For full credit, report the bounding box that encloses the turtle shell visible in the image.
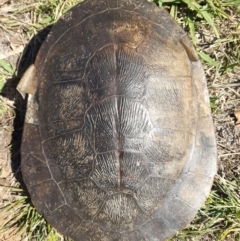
[20,0,217,240]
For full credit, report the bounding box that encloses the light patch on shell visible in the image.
[25,94,39,124]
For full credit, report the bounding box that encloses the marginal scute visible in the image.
[139,218,175,241]
[28,180,65,216]
[188,141,217,177]
[121,230,146,241]
[133,0,160,22]
[180,35,199,61]
[115,0,144,10]
[72,221,105,241]
[161,16,186,41]
[46,205,83,237]
[74,221,141,241]
[81,0,108,14]
[175,173,213,209]
[153,197,197,231]
[21,154,51,187]
[21,123,42,154]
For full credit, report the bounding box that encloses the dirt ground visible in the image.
[0,0,239,241]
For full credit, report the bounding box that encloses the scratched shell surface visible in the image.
[21,0,217,240]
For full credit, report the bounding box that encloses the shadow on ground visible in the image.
[1,26,52,184]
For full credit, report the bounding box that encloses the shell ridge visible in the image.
[91,193,110,221]
[27,178,53,188]
[133,0,145,10]
[57,177,88,185]
[48,203,66,215]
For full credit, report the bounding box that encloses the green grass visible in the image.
[0,60,14,75]
[0,186,64,241]
[152,0,240,68]
[0,0,239,240]
[170,175,240,240]
[1,176,239,241]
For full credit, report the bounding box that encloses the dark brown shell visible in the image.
[20,0,217,240]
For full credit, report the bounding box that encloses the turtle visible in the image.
[18,0,217,240]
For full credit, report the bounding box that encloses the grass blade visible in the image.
[0,59,14,74]
[198,51,219,67]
